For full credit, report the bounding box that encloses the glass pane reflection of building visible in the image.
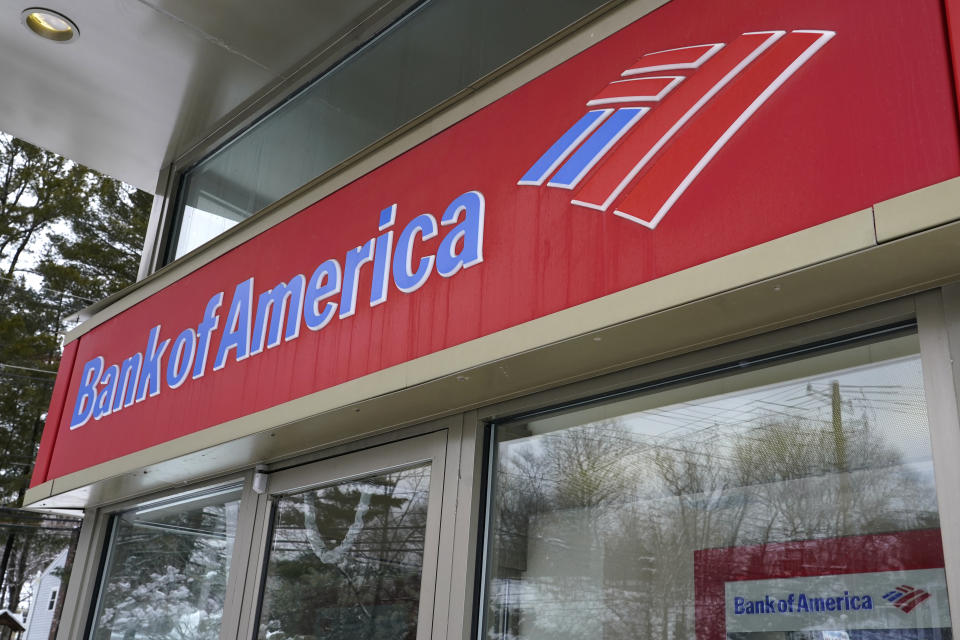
[484,332,952,640]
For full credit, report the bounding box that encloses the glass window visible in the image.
[254,463,432,639]
[167,0,612,262]
[88,484,243,640]
[482,331,953,640]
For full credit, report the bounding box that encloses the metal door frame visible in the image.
[235,429,452,640]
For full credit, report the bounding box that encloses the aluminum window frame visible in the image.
[55,472,259,640]
[916,286,960,628]
[236,430,450,640]
[468,291,960,640]
[139,0,634,278]
[55,416,472,640]
[229,415,474,640]
[143,0,425,275]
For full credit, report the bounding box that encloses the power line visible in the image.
[0,372,56,384]
[0,362,55,375]
[0,273,97,305]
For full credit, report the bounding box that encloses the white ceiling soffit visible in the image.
[0,0,395,191]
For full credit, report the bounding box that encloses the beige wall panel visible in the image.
[917,289,960,639]
[874,175,960,243]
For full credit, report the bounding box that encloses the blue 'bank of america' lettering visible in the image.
[69,190,486,429]
[733,591,874,615]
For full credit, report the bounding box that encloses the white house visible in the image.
[22,550,67,640]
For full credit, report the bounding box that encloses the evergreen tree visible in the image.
[37,176,149,310]
[0,137,88,282]
[0,132,150,626]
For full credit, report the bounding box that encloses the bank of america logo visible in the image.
[519,29,834,229]
[882,585,931,613]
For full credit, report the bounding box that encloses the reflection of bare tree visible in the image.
[728,416,932,543]
[302,491,372,565]
[542,423,636,509]
[258,465,430,640]
[487,384,939,640]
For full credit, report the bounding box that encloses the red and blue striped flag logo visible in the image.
[519,30,835,229]
[882,585,931,614]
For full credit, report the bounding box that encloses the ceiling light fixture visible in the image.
[21,8,78,43]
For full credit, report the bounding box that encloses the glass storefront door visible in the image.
[242,432,448,640]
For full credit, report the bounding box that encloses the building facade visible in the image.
[12,0,960,638]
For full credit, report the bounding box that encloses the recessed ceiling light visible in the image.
[21,8,78,43]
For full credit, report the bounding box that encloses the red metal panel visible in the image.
[946,0,960,131]
[29,340,78,487]
[34,0,960,482]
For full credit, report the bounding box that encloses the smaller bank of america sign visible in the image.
[723,569,950,635]
[882,586,931,614]
[519,29,834,229]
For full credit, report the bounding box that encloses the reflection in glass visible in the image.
[483,333,953,640]
[256,463,431,640]
[169,0,612,261]
[89,485,243,640]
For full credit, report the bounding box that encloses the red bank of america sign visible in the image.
[32,1,960,484]
[64,30,836,434]
[520,30,834,228]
